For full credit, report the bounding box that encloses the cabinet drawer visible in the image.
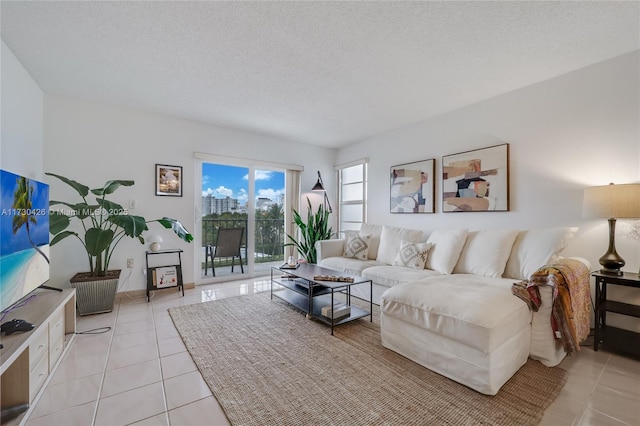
[29,326,49,370]
[29,353,48,402]
[50,333,65,366]
[49,308,65,345]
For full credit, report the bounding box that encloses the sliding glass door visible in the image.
[199,162,285,281]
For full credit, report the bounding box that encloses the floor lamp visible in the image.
[583,183,640,275]
[311,171,332,213]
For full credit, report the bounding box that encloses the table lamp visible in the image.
[148,234,163,252]
[583,183,640,275]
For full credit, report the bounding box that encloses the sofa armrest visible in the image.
[316,239,346,262]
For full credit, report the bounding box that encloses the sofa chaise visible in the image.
[316,224,587,395]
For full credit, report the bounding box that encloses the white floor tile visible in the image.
[101,358,162,397]
[25,401,96,426]
[158,336,186,357]
[164,370,212,410]
[168,396,230,426]
[107,341,159,370]
[160,351,197,379]
[50,353,107,385]
[29,373,102,419]
[94,382,166,426]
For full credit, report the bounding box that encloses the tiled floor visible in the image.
[21,279,640,426]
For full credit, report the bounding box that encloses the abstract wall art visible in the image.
[442,144,509,212]
[390,159,435,213]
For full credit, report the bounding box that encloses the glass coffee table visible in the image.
[270,263,373,335]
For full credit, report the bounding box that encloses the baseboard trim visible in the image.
[116,282,195,301]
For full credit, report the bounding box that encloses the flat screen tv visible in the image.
[0,169,50,313]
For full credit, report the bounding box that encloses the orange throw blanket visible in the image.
[513,258,591,355]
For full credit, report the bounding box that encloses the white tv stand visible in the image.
[0,288,76,424]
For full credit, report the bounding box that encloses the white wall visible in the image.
[44,95,336,290]
[1,41,44,177]
[337,51,640,331]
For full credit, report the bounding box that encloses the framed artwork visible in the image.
[442,143,509,212]
[390,159,435,213]
[155,164,183,197]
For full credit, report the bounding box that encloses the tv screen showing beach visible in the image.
[0,169,50,312]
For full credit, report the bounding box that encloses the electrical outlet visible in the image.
[127,258,134,268]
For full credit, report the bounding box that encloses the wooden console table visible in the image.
[0,288,76,422]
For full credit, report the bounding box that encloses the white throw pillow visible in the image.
[360,223,383,259]
[425,229,468,274]
[453,229,519,278]
[376,225,425,265]
[503,228,578,280]
[343,234,371,260]
[393,241,433,270]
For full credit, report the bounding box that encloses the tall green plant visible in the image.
[285,197,333,264]
[47,173,193,277]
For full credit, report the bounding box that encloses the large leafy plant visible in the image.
[286,197,333,264]
[47,173,193,277]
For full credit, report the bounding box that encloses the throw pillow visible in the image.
[343,234,371,260]
[452,229,519,278]
[376,225,425,265]
[360,223,383,259]
[425,229,468,274]
[393,241,433,270]
[503,227,578,280]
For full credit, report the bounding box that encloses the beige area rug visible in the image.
[169,294,567,426]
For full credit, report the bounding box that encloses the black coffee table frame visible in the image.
[270,263,373,335]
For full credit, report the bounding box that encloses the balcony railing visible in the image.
[201,218,285,272]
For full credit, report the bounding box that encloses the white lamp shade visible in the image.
[583,183,640,219]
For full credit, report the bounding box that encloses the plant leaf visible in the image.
[91,180,134,196]
[110,215,148,238]
[49,211,71,234]
[155,217,194,243]
[50,230,78,245]
[45,173,90,198]
[85,228,114,256]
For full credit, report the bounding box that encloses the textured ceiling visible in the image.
[2,1,638,148]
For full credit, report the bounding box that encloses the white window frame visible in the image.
[335,159,368,237]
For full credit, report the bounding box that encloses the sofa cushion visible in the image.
[503,227,578,280]
[360,223,383,259]
[381,276,531,353]
[453,229,518,278]
[376,225,425,265]
[343,234,370,260]
[319,257,385,276]
[425,229,468,274]
[362,266,441,288]
[393,241,433,270]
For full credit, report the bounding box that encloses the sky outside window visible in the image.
[202,163,285,207]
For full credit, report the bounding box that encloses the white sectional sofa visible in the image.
[316,224,584,395]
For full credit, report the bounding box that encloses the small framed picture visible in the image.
[155,164,182,197]
[390,159,435,213]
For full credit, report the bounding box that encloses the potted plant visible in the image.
[285,197,333,264]
[47,173,193,315]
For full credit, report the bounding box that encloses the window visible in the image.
[336,160,367,236]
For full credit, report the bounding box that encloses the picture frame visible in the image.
[155,164,183,197]
[442,143,509,212]
[390,159,435,213]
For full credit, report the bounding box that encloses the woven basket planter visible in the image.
[70,270,120,316]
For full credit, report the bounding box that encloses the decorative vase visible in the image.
[70,270,120,316]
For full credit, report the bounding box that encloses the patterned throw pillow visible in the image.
[343,234,371,260]
[393,241,433,270]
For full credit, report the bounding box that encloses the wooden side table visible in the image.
[592,271,640,358]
